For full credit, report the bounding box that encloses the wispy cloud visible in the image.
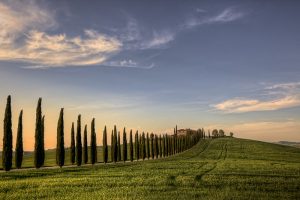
[185,7,245,28]
[141,31,175,49]
[104,59,154,69]
[214,96,300,113]
[0,1,122,68]
[213,82,300,113]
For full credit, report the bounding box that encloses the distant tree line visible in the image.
[2,96,229,171]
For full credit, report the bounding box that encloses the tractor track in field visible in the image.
[195,141,228,181]
[179,140,211,161]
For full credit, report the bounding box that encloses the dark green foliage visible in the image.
[76,115,82,166]
[142,132,146,160]
[111,130,113,162]
[159,135,162,158]
[212,129,218,138]
[70,123,75,164]
[113,126,118,162]
[162,135,166,157]
[219,129,225,137]
[83,125,88,164]
[41,116,45,166]
[90,119,97,165]
[150,133,154,159]
[56,108,65,167]
[102,126,108,164]
[34,98,44,169]
[123,128,127,162]
[15,110,23,169]
[3,95,13,171]
[146,133,150,159]
[165,134,169,157]
[155,135,159,159]
[117,131,121,161]
[129,130,133,162]
[135,131,139,160]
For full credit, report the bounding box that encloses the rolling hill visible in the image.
[0,137,299,199]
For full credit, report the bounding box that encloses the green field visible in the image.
[0,137,299,199]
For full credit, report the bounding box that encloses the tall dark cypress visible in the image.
[90,119,97,165]
[146,133,150,160]
[83,125,88,164]
[15,110,23,169]
[103,126,108,163]
[162,135,166,157]
[3,95,13,171]
[139,134,142,159]
[56,108,65,167]
[165,134,169,157]
[34,98,44,169]
[142,132,146,160]
[129,130,133,162]
[76,115,82,166]
[123,128,127,162]
[111,130,114,162]
[155,135,159,159]
[135,131,139,160]
[159,135,162,158]
[70,123,75,164]
[41,115,45,165]
[117,131,121,161]
[113,126,118,162]
[150,133,154,159]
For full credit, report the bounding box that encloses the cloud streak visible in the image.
[104,59,154,69]
[185,7,245,28]
[213,82,300,113]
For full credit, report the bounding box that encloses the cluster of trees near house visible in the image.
[2,96,207,171]
[206,129,233,138]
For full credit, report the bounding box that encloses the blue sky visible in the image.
[0,0,300,149]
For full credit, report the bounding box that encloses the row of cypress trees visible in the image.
[2,96,204,171]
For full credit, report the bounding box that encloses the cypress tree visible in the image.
[76,115,82,166]
[162,135,165,157]
[165,134,169,157]
[34,98,44,169]
[139,134,142,159]
[90,119,97,165]
[146,133,150,160]
[102,126,108,164]
[111,130,113,162]
[117,131,121,161]
[3,95,13,171]
[135,131,139,160]
[113,126,118,162]
[56,108,65,167]
[41,115,45,165]
[142,132,146,160]
[155,135,159,159]
[70,123,75,164]
[159,135,162,158]
[129,130,133,162]
[123,128,127,162]
[15,110,23,169]
[83,125,88,164]
[150,133,154,159]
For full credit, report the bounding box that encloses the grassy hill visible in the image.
[0,137,299,199]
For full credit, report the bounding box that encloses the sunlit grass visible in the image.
[0,138,299,199]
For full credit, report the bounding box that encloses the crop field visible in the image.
[0,137,299,199]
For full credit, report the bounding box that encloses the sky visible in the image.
[0,0,299,150]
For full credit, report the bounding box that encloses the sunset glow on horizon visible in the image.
[0,0,300,151]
